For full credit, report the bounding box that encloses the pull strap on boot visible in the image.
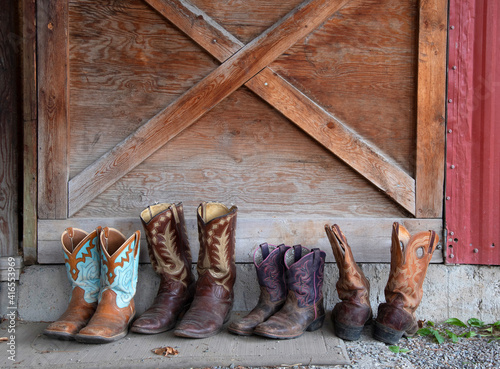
[253,246,326,339]
[325,224,372,340]
[44,227,101,340]
[228,243,290,335]
[131,203,195,334]
[174,202,238,338]
[76,227,140,344]
[374,222,438,344]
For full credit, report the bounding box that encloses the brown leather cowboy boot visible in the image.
[75,227,140,344]
[44,227,101,340]
[228,243,290,336]
[131,203,195,334]
[373,222,438,344]
[174,202,238,338]
[325,224,372,341]
[253,245,326,339]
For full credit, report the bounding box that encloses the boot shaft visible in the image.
[325,224,370,306]
[99,227,141,309]
[284,245,326,308]
[385,222,439,312]
[253,243,290,303]
[196,202,238,294]
[61,227,102,304]
[140,202,194,287]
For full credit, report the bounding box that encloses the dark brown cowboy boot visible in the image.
[325,224,372,341]
[75,227,140,344]
[373,222,438,344]
[174,202,238,338]
[131,203,195,334]
[44,227,101,340]
[253,245,326,339]
[228,243,290,335]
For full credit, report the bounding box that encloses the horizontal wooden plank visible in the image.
[38,217,443,264]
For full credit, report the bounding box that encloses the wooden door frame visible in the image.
[25,0,448,264]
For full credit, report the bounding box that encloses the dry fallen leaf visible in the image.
[152,346,179,357]
[418,320,426,329]
[0,337,8,342]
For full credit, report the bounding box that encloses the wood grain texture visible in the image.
[68,0,219,176]
[271,0,419,176]
[22,0,38,264]
[415,0,447,218]
[68,0,352,216]
[37,217,443,264]
[75,88,408,219]
[0,0,20,256]
[147,0,415,213]
[37,0,69,219]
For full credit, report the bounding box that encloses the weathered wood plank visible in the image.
[37,0,69,219]
[146,0,415,213]
[270,0,419,176]
[415,0,447,217]
[38,218,444,264]
[0,0,20,257]
[68,0,220,177]
[22,0,38,264]
[68,0,352,216]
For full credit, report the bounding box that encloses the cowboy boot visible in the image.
[44,227,101,340]
[373,222,438,344]
[174,202,237,338]
[228,243,290,336]
[253,245,326,339]
[131,203,195,334]
[325,224,372,341]
[75,227,140,344]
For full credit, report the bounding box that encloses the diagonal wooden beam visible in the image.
[145,0,416,214]
[68,0,351,216]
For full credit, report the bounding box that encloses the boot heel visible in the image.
[373,320,405,345]
[333,318,365,341]
[306,315,325,332]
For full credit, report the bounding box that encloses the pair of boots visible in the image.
[228,243,327,339]
[44,227,140,343]
[325,222,438,344]
[131,202,238,339]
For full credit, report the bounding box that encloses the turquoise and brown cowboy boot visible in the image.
[76,227,140,344]
[44,227,102,340]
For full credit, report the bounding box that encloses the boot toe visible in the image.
[175,318,222,338]
[131,316,174,334]
[227,319,255,336]
[44,321,81,340]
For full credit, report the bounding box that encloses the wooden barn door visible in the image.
[36,0,447,264]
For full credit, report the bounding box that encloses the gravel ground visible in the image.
[197,320,500,369]
[335,321,500,369]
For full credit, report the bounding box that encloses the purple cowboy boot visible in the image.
[228,243,290,335]
[253,245,326,339]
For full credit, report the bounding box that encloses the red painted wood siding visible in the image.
[446,0,500,264]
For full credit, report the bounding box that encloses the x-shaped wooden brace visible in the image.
[68,0,415,216]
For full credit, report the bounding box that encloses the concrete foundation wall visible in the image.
[13,264,500,324]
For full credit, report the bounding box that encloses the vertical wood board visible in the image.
[22,0,38,264]
[0,0,21,257]
[37,0,69,219]
[415,0,448,217]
